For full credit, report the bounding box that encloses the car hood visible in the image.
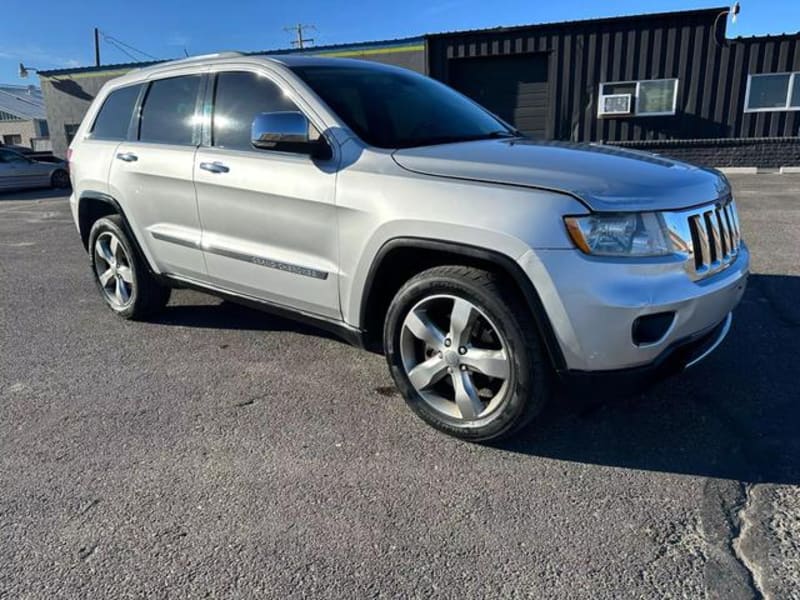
[391,139,729,212]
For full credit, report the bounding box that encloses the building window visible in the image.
[745,72,800,112]
[64,123,80,145]
[3,134,22,145]
[598,79,678,117]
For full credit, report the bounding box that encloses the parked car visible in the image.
[0,143,34,154]
[0,147,70,191]
[67,53,748,441]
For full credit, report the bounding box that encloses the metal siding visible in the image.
[427,9,800,142]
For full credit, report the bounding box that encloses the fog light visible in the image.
[632,312,675,346]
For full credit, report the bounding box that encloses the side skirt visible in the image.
[157,273,367,349]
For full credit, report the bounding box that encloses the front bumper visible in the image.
[560,312,732,396]
[518,243,749,372]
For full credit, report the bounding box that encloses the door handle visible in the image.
[199,161,229,174]
[116,152,138,162]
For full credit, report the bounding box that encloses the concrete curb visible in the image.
[718,167,758,174]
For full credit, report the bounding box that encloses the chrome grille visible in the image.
[663,198,742,281]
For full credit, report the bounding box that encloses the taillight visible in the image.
[66,147,73,166]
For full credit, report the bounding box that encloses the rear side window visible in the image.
[91,84,142,140]
[139,75,203,145]
[212,71,298,150]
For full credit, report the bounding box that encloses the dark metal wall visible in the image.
[427,8,800,143]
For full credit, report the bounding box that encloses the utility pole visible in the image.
[283,24,315,49]
[94,27,101,66]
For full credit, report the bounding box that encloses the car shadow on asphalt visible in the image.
[495,274,800,486]
[151,299,343,343]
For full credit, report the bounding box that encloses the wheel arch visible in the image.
[77,191,158,275]
[359,237,567,372]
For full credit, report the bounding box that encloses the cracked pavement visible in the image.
[1,175,798,598]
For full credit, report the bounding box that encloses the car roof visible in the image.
[260,54,396,70]
[101,52,405,92]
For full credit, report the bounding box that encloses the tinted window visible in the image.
[212,71,297,150]
[747,74,791,110]
[291,65,513,149]
[139,75,202,145]
[91,84,142,140]
[0,149,28,163]
[791,74,800,108]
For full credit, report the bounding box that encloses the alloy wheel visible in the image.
[52,170,70,189]
[399,294,511,421]
[93,232,134,308]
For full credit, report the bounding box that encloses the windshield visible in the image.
[291,65,517,149]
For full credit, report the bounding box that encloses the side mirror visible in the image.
[251,111,331,159]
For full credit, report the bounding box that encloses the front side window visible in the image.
[212,71,299,151]
[91,84,142,140]
[598,79,678,117]
[745,72,800,112]
[292,65,515,149]
[139,75,203,145]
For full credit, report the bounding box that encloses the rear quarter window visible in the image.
[90,84,143,141]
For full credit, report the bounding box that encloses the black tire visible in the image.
[383,265,551,442]
[88,215,171,319]
[50,169,70,189]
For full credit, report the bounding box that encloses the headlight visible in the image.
[564,212,671,257]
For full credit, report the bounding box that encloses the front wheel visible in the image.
[383,265,551,442]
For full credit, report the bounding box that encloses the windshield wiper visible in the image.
[484,130,519,138]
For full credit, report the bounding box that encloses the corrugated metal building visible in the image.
[427,7,800,167]
[36,7,800,166]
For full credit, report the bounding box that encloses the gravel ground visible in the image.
[0,175,798,599]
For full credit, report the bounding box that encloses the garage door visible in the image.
[448,53,549,139]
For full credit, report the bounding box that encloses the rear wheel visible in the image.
[50,169,70,189]
[384,265,550,441]
[88,215,170,319]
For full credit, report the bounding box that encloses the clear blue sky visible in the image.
[1,0,798,83]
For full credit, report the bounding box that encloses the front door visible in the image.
[193,69,340,319]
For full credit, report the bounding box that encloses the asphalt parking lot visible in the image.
[1,175,798,599]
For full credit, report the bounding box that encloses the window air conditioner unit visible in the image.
[600,94,632,115]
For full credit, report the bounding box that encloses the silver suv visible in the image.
[68,53,749,441]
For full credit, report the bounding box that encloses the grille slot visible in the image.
[685,200,741,278]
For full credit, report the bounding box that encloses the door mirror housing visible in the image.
[251,111,331,159]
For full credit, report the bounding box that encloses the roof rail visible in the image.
[153,51,244,68]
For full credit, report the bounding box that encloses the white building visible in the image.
[0,84,50,151]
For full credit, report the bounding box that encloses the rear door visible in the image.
[72,83,143,199]
[193,69,340,319]
[109,73,207,279]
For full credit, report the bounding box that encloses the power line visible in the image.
[104,38,139,61]
[99,30,158,61]
[283,24,316,49]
